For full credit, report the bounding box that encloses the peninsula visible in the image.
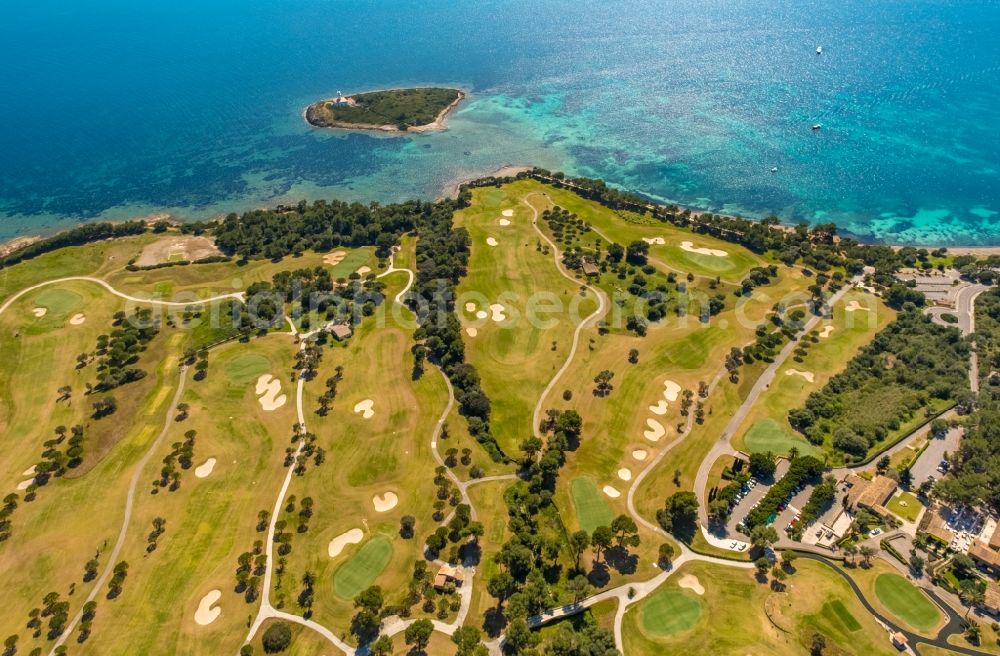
[304,87,465,132]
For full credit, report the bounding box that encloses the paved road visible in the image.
[693,276,862,526]
[524,192,609,440]
[795,552,993,656]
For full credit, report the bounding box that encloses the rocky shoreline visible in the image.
[304,88,466,133]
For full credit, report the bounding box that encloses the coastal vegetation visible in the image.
[305,88,464,131]
[788,311,969,463]
[2,166,1000,655]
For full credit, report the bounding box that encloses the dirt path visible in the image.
[47,366,189,654]
[523,192,609,440]
[0,276,244,314]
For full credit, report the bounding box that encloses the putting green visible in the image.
[223,353,271,385]
[333,535,393,600]
[328,250,370,278]
[822,599,862,631]
[33,288,83,315]
[640,588,703,635]
[874,573,941,632]
[570,477,614,533]
[743,418,820,457]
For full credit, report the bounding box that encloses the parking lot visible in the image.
[911,426,961,486]
[725,460,791,538]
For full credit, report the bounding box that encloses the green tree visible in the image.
[748,451,777,479]
[569,530,590,571]
[261,622,292,653]
[591,526,613,562]
[566,575,592,604]
[658,542,675,568]
[451,626,482,656]
[404,619,434,652]
[370,636,393,655]
[750,525,779,552]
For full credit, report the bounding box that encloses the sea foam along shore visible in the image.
[304,88,466,134]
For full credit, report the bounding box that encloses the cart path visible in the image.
[524,192,609,440]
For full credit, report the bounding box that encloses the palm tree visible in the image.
[843,544,858,566]
[959,580,985,618]
[859,545,876,566]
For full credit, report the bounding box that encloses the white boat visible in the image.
[816,46,823,54]
[770,167,778,173]
[812,124,822,130]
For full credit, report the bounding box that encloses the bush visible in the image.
[262,622,292,653]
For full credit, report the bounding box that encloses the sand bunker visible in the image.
[255,374,287,411]
[22,465,36,477]
[786,369,815,383]
[502,209,514,217]
[475,310,488,320]
[323,250,347,266]
[486,237,499,247]
[69,313,86,325]
[194,458,216,478]
[662,380,682,402]
[194,590,222,626]
[678,574,705,595]
[31,307,47,318]
[617,468,633,482]
[680,241,728,257]
[466,327,478,337]
[354,399,375,419]
[465,302,477,313]
[489,303,507,321]
[328,528,364,558]
[631,449,648,461]
[372,492,398,512]
[499,219,511,226]
[643,418,665,442]
[845,300,870,312]
[602,485,621,498]
[16,478,34,491]
[356,266,372,276]
[649,400,669,415]
[642,237,666,245]
[819,325,835,338]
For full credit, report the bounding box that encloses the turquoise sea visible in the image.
[1,0,999,244]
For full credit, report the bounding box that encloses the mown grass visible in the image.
[623,560,902,656]
[333,535,394,600]
[874,573,942,633]
[570,477,614,533]
[455,182,597,457]
[640,587,703,635]
[849,559,944,637]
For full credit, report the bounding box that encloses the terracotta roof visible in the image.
[848,475,897,510]
[328,324,353,339]
[970,542,1000,568]
[918,510,952,543]
[985,583,1000,612]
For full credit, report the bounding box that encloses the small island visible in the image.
[305,87,465,132]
